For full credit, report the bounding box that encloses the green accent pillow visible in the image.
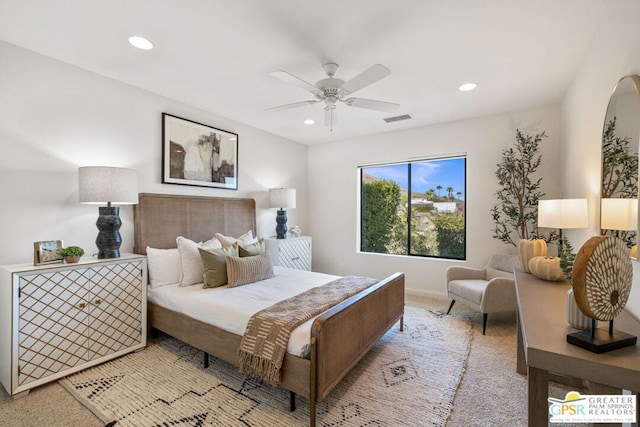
[238,238,265,257]
[199,244,239,288]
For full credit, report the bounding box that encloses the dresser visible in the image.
[0,254,147,397]
[265,236,312,271]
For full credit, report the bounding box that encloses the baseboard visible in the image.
[405,288,448,300]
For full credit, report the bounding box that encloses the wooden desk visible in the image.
[515,270,640,426]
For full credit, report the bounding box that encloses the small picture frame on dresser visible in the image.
[33,240,64,265]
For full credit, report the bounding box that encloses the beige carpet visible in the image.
[58,305,471,426]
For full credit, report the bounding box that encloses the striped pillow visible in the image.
[226,251,275,288]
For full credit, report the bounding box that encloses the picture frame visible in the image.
[33,240,64,265]
[162,113,238,190]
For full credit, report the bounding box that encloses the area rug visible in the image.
[60,305,471,426]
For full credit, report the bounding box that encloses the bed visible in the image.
[133,193,405,426]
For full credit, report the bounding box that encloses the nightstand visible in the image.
[265,236,312,271]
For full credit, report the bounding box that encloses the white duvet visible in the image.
[147,266,340,357]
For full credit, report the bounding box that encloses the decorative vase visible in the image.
[518,239,547,273]
[566,288,592,330]
[64,256,81,264]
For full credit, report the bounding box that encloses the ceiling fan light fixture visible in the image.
[128,35,154,50]
[458,82,478,92]
[267,63,398,130]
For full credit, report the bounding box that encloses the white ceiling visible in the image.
[0,0,613,145]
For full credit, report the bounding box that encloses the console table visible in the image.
[515,270,640,426]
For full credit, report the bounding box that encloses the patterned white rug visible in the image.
[60,305,471,426]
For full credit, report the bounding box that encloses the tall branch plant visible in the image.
[491,129,557,247]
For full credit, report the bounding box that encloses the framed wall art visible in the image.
[33,240,64,265]
[162,113,238,190]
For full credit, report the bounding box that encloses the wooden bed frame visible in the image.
[133,193,405,426]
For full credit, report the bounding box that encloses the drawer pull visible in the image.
[77,302,86,309]
[92,299,102,306]
[291,257,300,261]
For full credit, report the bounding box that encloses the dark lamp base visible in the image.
[98,249,121,259]
[275,209,288,239]
[96,206,123,259]
[567,328,637,354]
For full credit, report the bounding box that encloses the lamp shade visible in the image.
[538,199,588,229]
[78,166,138,205]
[601,198,638,231]
[269,188,296,209]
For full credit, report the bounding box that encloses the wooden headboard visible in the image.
[133,193,257,255]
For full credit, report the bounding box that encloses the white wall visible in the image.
[561,1,640,318]
[308,104,561,297]
[0,41,308,266]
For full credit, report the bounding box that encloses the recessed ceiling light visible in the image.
[303,119,315,125]
[459,83,478,92]
[128,35,154,50]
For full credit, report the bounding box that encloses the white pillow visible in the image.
[146,247,180,288]
[176,236,222,286]
[215,230,257,247]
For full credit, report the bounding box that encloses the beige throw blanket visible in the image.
[237,275,378,385]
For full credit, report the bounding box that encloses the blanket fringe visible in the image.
[238,349,281,386]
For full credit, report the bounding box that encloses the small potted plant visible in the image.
[60,246,85,263]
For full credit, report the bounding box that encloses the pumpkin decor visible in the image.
[572,235,632,321]
[528,256,565,281]
[518,239,547,273]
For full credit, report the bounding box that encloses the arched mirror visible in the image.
[601,75,640,257]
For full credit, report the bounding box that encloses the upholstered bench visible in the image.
[445,254,519,334]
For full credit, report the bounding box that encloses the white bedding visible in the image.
[147,266,340,357]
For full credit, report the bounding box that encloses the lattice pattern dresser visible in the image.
[265,236,312,271]
[0,254,147,397]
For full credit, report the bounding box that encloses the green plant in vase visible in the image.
[60,246,85,263]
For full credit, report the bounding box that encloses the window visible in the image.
[359,156,466,260]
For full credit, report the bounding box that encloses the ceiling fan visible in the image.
[266,63,399,130]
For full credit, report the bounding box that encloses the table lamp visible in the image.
[537,198,588,254]
[79,166,138,258]
[600,198,637,231]
[269,188,296,239]
[601,197,638,258]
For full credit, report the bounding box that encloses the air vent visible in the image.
[383,114,412,123]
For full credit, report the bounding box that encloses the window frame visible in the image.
[358,155,467,260]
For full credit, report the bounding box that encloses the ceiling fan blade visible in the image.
[340,64,391,95]
[270,70,320,95]
[344,97,400,113]
[265,100,318,112]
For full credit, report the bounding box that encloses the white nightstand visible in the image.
[265,236,312,271]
